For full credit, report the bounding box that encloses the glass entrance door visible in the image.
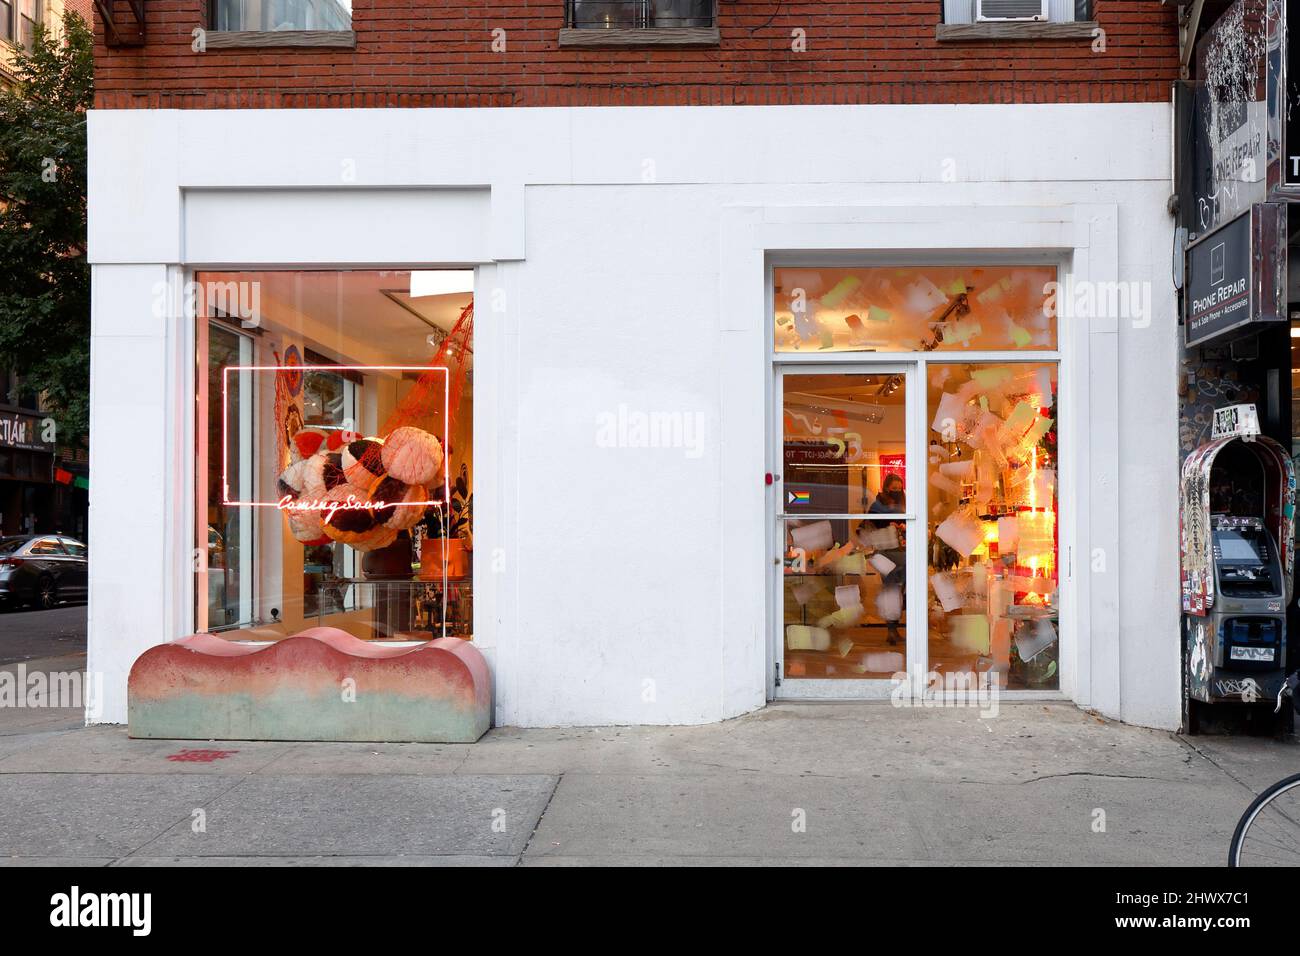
[774,366,921,696]
[770,264,1064,697]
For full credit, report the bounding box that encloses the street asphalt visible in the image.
[0,604,87,666]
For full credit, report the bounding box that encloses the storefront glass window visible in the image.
[774,265,1057,353]
[926,362,1059,690]
[193,269,475,643]
[205,323,253,630]
[300,366,358,617]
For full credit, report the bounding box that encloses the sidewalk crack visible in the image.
[1019,770,1167,784]
[1174,733,1269,797]
[515,773,562,866]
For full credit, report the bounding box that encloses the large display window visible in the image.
[194,269,474,643]
[774,263,1061,694]
[925,362,1059,690]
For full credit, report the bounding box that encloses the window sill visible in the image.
[558,27,720,48]
[202,30,357,49]
[935,21,1099,42]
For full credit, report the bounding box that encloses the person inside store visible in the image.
[869,473,905,515]
[868,473,906,646]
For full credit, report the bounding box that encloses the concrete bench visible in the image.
[128,627,490,743]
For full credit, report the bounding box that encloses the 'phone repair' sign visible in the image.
[1185,204,1285,347]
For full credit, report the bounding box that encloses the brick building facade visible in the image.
[93,1,1178,109]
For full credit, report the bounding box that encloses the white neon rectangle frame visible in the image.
[220,364,452,510]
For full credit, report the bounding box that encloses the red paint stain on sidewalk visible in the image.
[166,749,239,763]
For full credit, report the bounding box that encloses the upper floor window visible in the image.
[566,0,714,29]
[2,0,40,50]
[936,0,1096,41]
[212,0,352,32]
[941,0,1092,24]
[17,0,36,48]
[0,370,43,413]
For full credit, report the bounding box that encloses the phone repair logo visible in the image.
[1210,241,1226,285]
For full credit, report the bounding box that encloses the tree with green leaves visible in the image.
[0,11,93,445]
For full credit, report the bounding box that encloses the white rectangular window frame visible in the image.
[770,360,926,698]
[719,204,1121,717]
[178,264,484,649]
[767,255,1064,700]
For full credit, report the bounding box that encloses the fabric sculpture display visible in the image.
[276,425,444,552]
[270,302,472,556]
[264,303,472,558]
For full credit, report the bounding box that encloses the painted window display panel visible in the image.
[193,269,475,644]
[926,362,1059,690]
[783,372,906,517]
[783,517,907,680]
[774,265,1057,353]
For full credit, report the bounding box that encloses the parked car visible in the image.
[0,535,87,610]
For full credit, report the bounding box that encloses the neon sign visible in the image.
[277,494,395,522]
[221,365,450,510]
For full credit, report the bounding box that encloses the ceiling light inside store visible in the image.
[410,270,474,298]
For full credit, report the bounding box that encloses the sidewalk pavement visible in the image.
[1,655,1297,865]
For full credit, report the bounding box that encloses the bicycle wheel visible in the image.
[1229,773,1300,866]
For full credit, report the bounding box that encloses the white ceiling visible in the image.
[242,270,473,366]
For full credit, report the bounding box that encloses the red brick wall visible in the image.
[63,0,95,24]
[94,1,1179,110]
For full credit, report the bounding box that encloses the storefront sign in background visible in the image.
[0,411,53,453]
[1184,204,1286,346]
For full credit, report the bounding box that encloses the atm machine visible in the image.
[1181,405,1295,732]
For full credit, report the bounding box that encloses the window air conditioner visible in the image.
[975,0,1049,22]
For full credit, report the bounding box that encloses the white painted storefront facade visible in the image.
[86,103,1180,729]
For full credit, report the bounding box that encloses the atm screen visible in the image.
[1216,530,1265,563]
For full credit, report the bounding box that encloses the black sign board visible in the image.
[0,411,53,453]
[1184,204,1286,346]
[1181,0,1280,237]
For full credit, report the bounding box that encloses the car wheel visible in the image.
[36,576,57,610]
